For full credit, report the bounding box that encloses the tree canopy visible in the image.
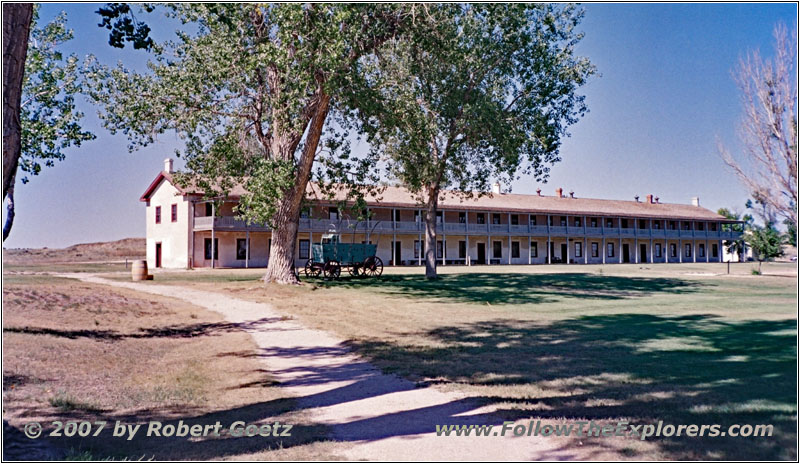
[353,3,594,277]
[89,3,415,282]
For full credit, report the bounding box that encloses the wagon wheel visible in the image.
[362,256,383,277]
[323,260,341,280]
[349,264,362,277]
[304,259,321,278]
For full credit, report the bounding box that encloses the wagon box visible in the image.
[306,233,383,280]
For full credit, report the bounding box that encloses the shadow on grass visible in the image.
[3,317,283,341]
[5,313,795,460]
[325,272,705,305]
[343,314,796,460]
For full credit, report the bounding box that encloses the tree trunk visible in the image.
[3,3,32,199]
[3,173,15,241]
[262,91,331,284]
[424,185,439,279]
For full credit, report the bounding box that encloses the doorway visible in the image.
[477,243,486,264]
[155,242,162,268]
[622,244,630,263]
[394,241,402,265]
[640,244,647,263]
[560,244,568,263]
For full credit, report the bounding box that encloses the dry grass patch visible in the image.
[2,273,339,460]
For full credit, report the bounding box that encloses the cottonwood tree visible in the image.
[748,222,784,274]
[3,7,95,241]
[718,23,797,235]
[90,4,413,283]
[2,3,34,200]
[354,4,594,278]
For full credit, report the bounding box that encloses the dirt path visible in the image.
[57,274,583,460]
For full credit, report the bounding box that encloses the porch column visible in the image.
[211,203,215,269]
[693,240,697,263]
[392,208,396,266]
[466,234,470,266]
[546,214,551,264]
[706,239,709,263]
[601,217,606,264]
[442,235,447,266]
[679,238,683,263]
[602,237,606,264]
[584,215,588,264]
[488,232,492,265]
[245,229,250,268]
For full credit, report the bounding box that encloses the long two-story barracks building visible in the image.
[142,159,743,270]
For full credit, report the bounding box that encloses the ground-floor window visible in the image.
[511,241,520,258]
[712,243,719,258]
[414,240,424,259]
[591,242,599,257]
[655,243,662,258]
[298,239,310,260]
[236,238,250,260]
[437,240,443,259]
[699,243,705,258]
[493,241,502,258]
[204,238,219,260]
[685,243,692,258]
[607,242,615,258]
[458,241,466,259]
[530,241,538,258]
[670,243,677,257]
[574,242,582,258]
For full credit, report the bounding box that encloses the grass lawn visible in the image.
[2,273,341,460]
[137,262,797,460]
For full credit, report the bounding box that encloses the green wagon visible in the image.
[304,233,383,280]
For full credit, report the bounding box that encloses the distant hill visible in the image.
[3,238,145,264]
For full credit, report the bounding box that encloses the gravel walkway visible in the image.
[58,274,575,460]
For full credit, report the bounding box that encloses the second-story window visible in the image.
[492,213,501,224]
[171,204,178,222]
[393,210,401,222]
[697,222,704,231]
[606,218,613,228]
[155,206,161,224]
[300,208,310,219]
[329,207,338,221]
[205,203,213,216]
[511,215,519,225]
[477,213,485,224]
[639,219,646,229]
[459,212,466,223]
[590,218,597,228]
[560,216,567,226]
[574,218,581,227]
[621,218,629,228]
[530,216,537,226]
[654,221,661,229]
[436,211,443,224]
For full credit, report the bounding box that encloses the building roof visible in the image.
[142,171,729,221]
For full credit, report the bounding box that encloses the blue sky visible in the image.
[3,3,797,249]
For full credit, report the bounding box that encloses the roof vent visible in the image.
[536,188,542,196]
[635,195,640,202]
[569,190,575,198]
[655,196,660,203]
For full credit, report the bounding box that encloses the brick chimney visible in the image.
[164,158,174,173]
[556,187,563,198]
[646,194,653,204]
[492,182,502,194]
[692,197,700,207]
